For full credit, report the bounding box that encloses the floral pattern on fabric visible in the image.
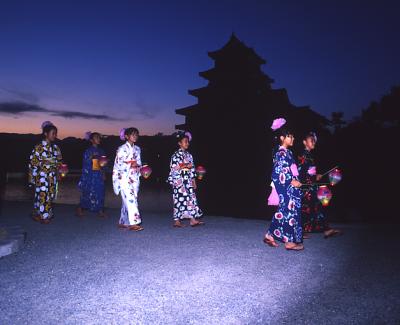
[28,140,62,220]
[167,149,203,220]
[267,147,302,243]
[298,149,330,232]
[112,142,142,225]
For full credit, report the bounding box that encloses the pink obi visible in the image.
[290,163,299,177]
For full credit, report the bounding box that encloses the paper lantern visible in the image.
[196,165,206,180]
[98,155,108,167]
[59,163,69,178]
[140,165,152,179]
[317,185,332,206]
[329,168,342,186]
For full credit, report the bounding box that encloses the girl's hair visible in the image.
[124,127,139,138]
[42,123,57,137]
[272,127,293,156]
[176,131,190,142]
[84,131,101,141]
[273,127,293,145]
[89,132,101,140]
[302,131,317,142]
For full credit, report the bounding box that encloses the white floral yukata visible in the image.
[168,149,203,220]
[112,142,142,226]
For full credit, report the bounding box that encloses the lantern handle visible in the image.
[319,165,339,177]
[301,182,331,187]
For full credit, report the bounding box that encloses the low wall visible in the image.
[4,172,172,213]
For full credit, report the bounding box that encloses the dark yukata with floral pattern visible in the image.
[267,147,303,243]
[78,146,106,213]
[298,149,330,232]
[28,140,63,220]
[168,149,203,221]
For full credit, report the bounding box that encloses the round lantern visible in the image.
[317,185,332,207]
[196,165,206,180]
[98,155,108,167]
[329,168,342,186]
[59,163,69,178]
[140,165,152,179]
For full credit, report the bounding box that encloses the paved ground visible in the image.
[0,201,399,324]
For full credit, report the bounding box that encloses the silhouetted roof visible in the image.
[207,33,266,65]
[188,87,208,98]
[176,104,199,115]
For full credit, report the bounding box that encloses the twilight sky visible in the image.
[0,0,399,138]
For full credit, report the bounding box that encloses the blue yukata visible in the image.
[78,146,106,212]
[267,146,303,243]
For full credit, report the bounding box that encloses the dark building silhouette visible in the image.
[175,34,329,217]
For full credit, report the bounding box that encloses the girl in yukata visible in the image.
[168,131,204,228]
[112,127,143,231]
[298,132,341,238]
[28,121,63,224]
[264,118,304,250]
[76,132,107,218]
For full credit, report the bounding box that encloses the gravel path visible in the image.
[1,201,399,324]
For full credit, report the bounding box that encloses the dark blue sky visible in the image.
[1,0,399,137]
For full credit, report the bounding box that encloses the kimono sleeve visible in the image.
[136,146,142,167]
[54,144,63,162]
[112,146,127,195]
[78,148,92,189]
[28,144,42,185]
[167,152,183,186]
[272,149,293,196]
[189,153,196,180]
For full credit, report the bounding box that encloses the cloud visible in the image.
[0,87,40,103]
[0,101,47,114]
[0,101,121,121]
[51,110,121,120]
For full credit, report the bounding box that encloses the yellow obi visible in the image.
[92,158,100,171]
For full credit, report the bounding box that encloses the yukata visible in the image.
[267,147,302,243]
[28,140,62,220]
[112,142,142,226]
[78,146,106,213]
[167,149,203,221]
[298,149,330,232]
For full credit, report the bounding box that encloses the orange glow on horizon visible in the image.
[0,114,183,138]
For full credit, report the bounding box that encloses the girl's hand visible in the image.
[316,174,322,181]
[179,163,192,170]
[291,179,302,188]
[129,160,138,168]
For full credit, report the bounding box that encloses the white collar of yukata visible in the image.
[41,140,53,146]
